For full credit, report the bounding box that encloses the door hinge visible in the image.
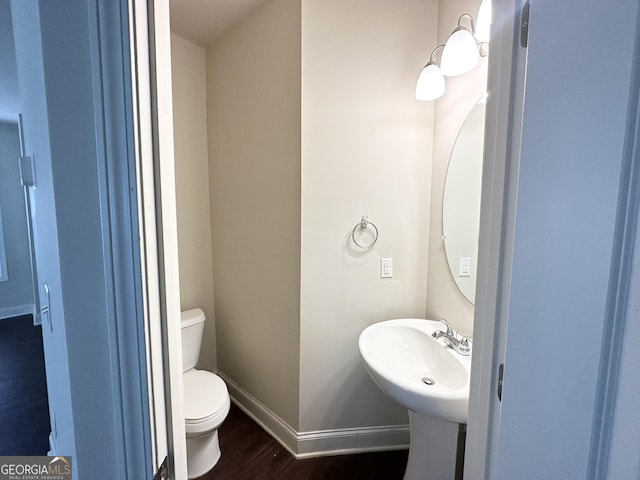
[153,457,168,480]
[497,363,505,401]
[17,114,37,187]
[521,1,530,48]
[37,283,51,330]
[19,155,36,187]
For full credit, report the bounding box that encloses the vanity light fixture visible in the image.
[415,45,446,101]
[415,1,491,101]
[440,14,479,76]
[475,0,492,43]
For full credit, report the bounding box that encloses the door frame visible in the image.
[128,0,188,477]
[10,0,185,477]
[464,0,526,477]
[10,0,157,477]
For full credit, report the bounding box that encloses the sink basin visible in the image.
[358,318,471,423]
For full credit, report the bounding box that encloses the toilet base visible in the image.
[186,429,221,479]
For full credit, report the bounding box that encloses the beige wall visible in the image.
[299,0,438,432]
[171,33,217,371]
[172,0,483,448]
[206,0,302,429]
[426,0,488,337]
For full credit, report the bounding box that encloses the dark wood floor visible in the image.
[200,403,408,480]
[0,315,50,455]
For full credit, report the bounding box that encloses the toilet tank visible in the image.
[181,308,206,372]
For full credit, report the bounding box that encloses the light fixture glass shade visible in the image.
[475,0,492,43]
[440,28,479,76]
[415,63,445,101]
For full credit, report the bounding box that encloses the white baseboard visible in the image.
[218,372,410,459]
[219,372,300,456]
[296,425,410,458]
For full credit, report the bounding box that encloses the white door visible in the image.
[10,1,77,460]
[469,0,640,478]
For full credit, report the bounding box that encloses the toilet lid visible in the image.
[183,370,229,421]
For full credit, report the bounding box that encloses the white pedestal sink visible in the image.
[358,318,472,480]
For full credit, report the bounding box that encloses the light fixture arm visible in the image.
[458,12,489,57]
[424,44,446,67]
[456,13,476,35]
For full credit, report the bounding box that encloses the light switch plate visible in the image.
[381,258,393,278]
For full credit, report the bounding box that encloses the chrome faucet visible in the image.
[437,318,454,336]
[432,319,471,356]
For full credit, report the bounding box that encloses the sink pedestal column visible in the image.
[403,411,459,480]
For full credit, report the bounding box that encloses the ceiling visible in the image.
[170,0,271,46]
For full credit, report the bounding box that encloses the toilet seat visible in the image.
[183,369,230,435]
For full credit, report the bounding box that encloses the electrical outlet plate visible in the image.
[459,257,471,277]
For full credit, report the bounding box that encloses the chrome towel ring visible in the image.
[351,215,379,249]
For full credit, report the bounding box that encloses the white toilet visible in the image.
[181,308,231,479]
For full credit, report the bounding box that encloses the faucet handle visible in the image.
[459,336,472,354]
[438,318,454,335]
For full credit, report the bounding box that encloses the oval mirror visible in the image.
[442,98,486,304]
